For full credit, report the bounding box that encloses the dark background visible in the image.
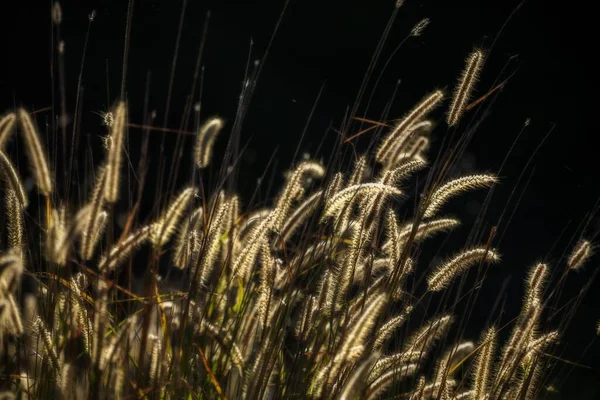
[2,0,599,397]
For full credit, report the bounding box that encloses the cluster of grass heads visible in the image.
[0,2,599,400]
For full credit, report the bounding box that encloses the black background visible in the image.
[2,0,599,397]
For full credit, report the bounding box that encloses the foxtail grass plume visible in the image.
[567,239,593,270]
[0,251,24,294]
[383,122,431,170]
[376,90,444,164]
[0,294,23,336]
[33,316,61,375]
[423,174,497,218]
[99,226,151,272]
[447,49,484,126]
[381,158,427,185]
[427,247,500,291]
[104,101,127,203]
[397,218,461,246]
[80,167,108,260]
[5,190,25,260]
[173,206,204,269]
[195,193,232,286]
[150,186,197,247]
[472,327,496,399]
[194,117,224,168]
[17,108,53,195]
[0,113,16,149]
[411,18,431,37]
[0,151,28,208]
[525,263,548,306]
[311,291,388,397]
[406,136,429,158]
[374,306,413,349]
[365,363,418,399]
[372,315,453,380]
[338,351,381,400]
[524,331,558,361]
[272,161,325,229]
[323,182,402,219]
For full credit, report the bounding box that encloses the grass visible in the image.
[0,1,598,399]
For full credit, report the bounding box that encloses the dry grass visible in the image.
[0,2,598,400]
